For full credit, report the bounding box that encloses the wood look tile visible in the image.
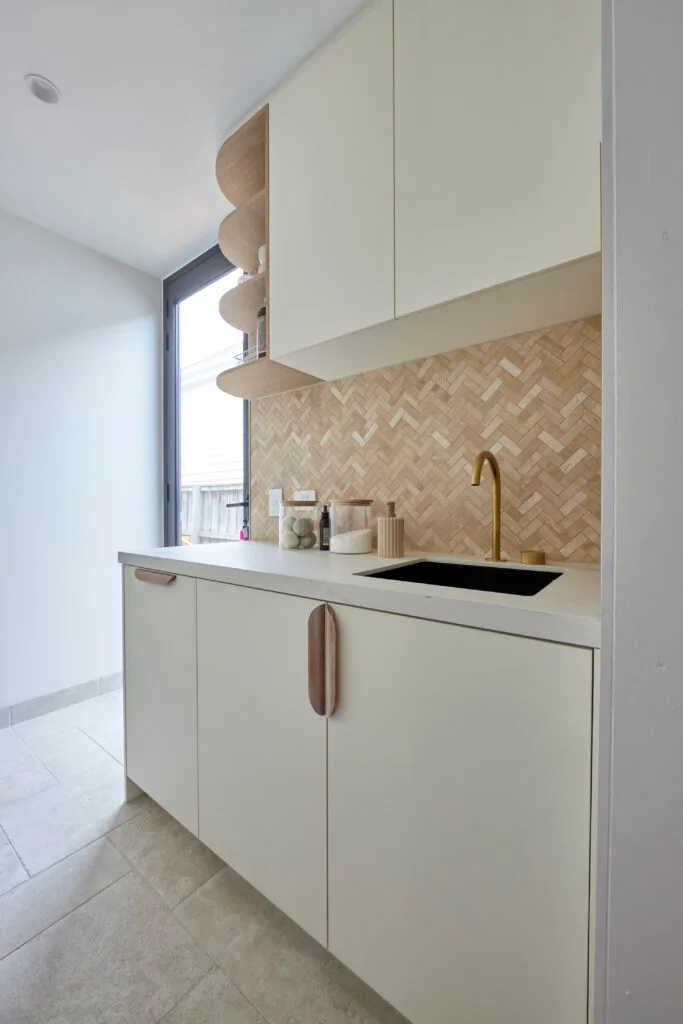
[251,317,601,563]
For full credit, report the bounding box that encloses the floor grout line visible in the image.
[0,775,59,816]
[117,865,218,1023]
[1,781,148,880]
[1,691,359,1024]
[0,822,32,880]
[154,966,223,1024]
[2,724,63,798]
[8,724,59,776]
[231,979,279,1024]
[115,852,223,965]
[1,829,134,890]
[75,724,123,766]
[0,867,132,963]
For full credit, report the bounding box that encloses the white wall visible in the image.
[599,1,683,1020]
[0,209,162,709]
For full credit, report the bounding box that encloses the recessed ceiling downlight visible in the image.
[24,74,60,104]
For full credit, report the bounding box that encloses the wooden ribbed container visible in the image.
[377,502,405,558]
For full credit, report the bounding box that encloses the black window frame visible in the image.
[163,245,250,546]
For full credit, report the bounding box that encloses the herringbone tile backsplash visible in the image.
[251,317,601,562]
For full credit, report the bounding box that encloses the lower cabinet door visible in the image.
[123,566,198,834]
[197,581,327,944]
[328,605,593,1024]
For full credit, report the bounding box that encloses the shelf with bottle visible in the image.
[218,273,266,334]
[215,104,321,400]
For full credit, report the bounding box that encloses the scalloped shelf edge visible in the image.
[216,357,321,400]
[218,274,266,333]
[216,106,267,207]
[218,189,267,274]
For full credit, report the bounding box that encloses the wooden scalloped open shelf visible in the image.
[216,104,309,398]
[218,274,266,334]
[218,189,266,274]
[216,357,320,400]
[216,107,267,207]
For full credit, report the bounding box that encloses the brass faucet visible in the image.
[471,451,502,561]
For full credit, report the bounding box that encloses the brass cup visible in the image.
[521,550,546,565]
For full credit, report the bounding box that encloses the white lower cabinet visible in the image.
[196,581,327,945]
[124,574,594,1023]
[123,566,198,834]
[327,604,593,1024]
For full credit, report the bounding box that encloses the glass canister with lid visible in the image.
[279,500,319,550]
[329,500,373,554]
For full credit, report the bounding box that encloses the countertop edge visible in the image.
[119,550,601,649]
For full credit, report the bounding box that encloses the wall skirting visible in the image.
[0,672,122,730]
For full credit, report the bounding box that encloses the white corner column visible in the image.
[599,0,683,1020]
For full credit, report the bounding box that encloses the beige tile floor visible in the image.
[0,691,406,1024]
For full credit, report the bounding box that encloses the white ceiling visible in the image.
[0,0,369,278]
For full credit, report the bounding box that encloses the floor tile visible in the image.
[0,872,211,1024]
[162,967,268,1024]
[175,864,275,960]
[0,760,147,874]
[0,827,28,897]
[77,691,125,762]
[0,837,129,959]
[283,960,408,1024]
[221,911,330,1023]
[110,801,223,907]
[79,713,125,762]
[176,865,330,1022]
[0,728,56,809]
[16,724,118,782]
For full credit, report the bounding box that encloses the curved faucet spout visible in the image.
[471,451,502,561]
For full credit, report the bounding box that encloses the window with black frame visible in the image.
[163,246,249,547]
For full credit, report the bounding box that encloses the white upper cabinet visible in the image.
[394,0,602,317]
[262,0,600,383]
[268,0,394,363]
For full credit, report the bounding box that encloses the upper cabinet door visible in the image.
[394,0,602,318]
[269,0,394,362]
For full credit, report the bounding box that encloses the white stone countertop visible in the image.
[119,541,601,648]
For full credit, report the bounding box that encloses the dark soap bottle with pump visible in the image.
[319,505,330,551]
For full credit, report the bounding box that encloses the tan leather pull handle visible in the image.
[324,604,337,717]
[134,568,177,586]
[308,605,327,715]
[308,604,338,717]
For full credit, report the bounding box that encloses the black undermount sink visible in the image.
[358,560,561,597]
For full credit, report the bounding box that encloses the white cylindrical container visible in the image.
[279,501,319,550]
[329,500,373,554]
